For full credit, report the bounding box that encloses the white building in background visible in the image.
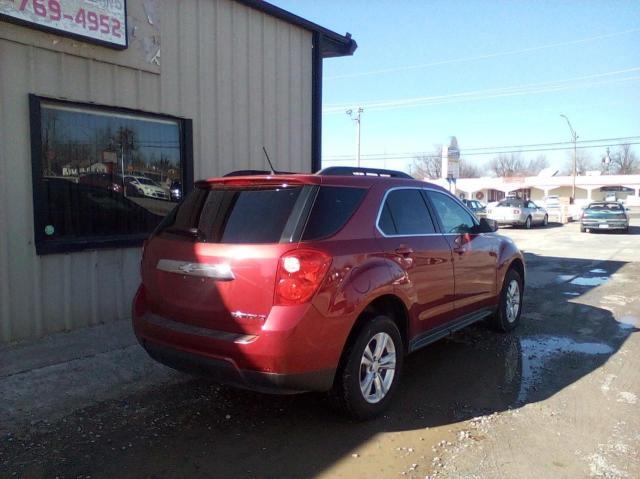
[431,173,640,206]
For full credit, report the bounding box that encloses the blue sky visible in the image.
[274,0,640,174]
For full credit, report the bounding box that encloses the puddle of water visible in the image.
[589,268,607,274]
[563,292,580,296]
[555,274,575,283]
[570,276,609,286]
[518,336,613,404]
[618,315,638,330]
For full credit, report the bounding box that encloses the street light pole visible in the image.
[346,107,364,167]
[560,114,578,201]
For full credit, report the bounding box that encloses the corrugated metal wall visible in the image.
[0,0,313,342]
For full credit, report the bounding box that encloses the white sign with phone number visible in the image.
[0,0,127,48]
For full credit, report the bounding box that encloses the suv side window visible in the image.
[427,191,476,234]
[378,189,436,235]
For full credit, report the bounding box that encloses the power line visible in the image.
[323,141,640,162]
[325,136,640,160]
[325,28,640,81]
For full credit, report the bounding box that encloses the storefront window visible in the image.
[29,95,192,254]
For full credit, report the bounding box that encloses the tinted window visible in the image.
[427,191,476,234]
[32,97,188,254]
[497,199,524,207]
[378,189,436,235]
[302,186,366,240]
[159,186,303,244]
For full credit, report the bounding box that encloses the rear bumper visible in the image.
[132,286,343,393]
[581,221,628,230]
[140,338,335,394]
[494,218,526,226]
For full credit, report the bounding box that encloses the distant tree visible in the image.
[412,146,442,179]
[459,158,482,178]
[523,155,549,176]
[562,151,594,176]
[488,153,550,177]
[610,144,638,175]
[488,153,524,177]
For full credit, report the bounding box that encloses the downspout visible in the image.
[311,32,323,173]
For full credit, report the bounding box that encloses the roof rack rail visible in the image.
[317,166,413,179]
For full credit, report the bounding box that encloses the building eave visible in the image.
[234,0,357,58]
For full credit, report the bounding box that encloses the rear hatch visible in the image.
[141,177,368,335]
[488,199,525,220]
[583,204,626,222]
[142,178,317,334]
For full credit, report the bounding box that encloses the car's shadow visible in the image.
[4,255,637,479]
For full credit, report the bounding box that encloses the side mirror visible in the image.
[477,217,498,233]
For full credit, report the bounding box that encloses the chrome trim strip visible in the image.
[156,259,235,280]
[374,186,479,239]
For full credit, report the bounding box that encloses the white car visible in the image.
[487,198,549,229]
[125,176,169,201]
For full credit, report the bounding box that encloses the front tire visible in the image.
[332,315,404,420]
[542,215,548,227]
[524,216,532,229]
[490,268,523,332]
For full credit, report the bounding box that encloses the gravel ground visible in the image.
[1,220,639,479]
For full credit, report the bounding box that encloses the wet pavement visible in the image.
[1,221,639,478]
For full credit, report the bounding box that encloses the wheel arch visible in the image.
[336,294,410,379]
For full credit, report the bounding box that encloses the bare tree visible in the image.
[523,155,549,176]
[412,146,442,179]
[488,153,524,177]
[562,151,594,176]
[488,153,550,177]
[459,158,482,178]
[610,144,638,175]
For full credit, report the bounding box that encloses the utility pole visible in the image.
[560,114,578,201]
[346,107,364,167]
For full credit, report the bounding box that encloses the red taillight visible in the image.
[274,249,332,305]
[513,209,521,214]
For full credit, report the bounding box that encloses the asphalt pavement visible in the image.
[1,220,639,478]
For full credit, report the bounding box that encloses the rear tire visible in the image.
[542,215,548,227]
[524,216,532,229]
[490,268,523,333]
[580,225,586,233]
[332,315,404,420]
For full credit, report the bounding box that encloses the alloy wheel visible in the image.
[359,332,396,404]
[505,279,521,323]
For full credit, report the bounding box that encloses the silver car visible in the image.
[487,198,548,229]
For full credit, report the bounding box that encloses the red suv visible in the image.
[133,167,525,419]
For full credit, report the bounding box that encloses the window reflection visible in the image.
[36,100,186,250]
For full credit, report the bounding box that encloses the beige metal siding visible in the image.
[0,0,313,342]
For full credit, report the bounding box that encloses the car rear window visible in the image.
[157,185,304,243]
[302,186,366,240]
[497,199,524,207]
[587,203,623,211]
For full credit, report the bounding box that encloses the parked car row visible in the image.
[76,173,182,202]
[461,196,631,234]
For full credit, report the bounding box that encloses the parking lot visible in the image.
[2,220,639,479]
